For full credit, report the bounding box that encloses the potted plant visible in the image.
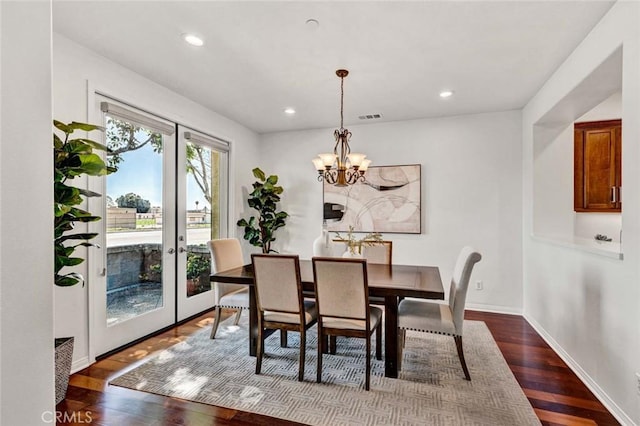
[237,167,288,253]
[186,251,211,296]
[54,120,115,404]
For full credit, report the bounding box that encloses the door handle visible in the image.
[167,248,176,254]
[618,186,622,204]
[611,186,616,203]
[178,247,187,253]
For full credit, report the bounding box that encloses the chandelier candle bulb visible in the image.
[347,153,366,168]
[312,157,325,171]
[318,153,337,168]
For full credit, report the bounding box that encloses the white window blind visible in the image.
[100,101,175,135]
[184,131,229,153]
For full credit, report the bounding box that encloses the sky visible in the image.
[107,142,209,210]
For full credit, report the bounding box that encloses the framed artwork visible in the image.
[323,164,421,234]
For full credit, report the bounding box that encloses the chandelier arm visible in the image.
[324,169,337,184]
[333,130,342,158]
[346,169,357,184]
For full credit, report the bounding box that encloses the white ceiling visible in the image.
[52,1,615,134]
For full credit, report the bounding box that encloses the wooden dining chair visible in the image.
[312,257,382,390]
[252,254,318,381]
[326,240,391,354]
[362,240,392,305]
[397,246,482,380]
[207,238,250,339]
[361,241,393,265]
[341,239,392,350]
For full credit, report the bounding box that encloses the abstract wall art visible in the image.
[323,164,421,234]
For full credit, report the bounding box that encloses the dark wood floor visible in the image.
[57,310,620,425]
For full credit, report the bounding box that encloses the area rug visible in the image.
[110,316,540,425]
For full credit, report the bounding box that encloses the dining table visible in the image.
[211,259,444,378]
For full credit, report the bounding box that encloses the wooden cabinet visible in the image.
[574,119,621,212]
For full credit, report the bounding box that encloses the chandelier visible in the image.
[312,69,370,187]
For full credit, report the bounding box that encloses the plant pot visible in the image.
[55,337,74,405]
[187,278,198,297]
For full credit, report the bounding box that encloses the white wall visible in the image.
[523,2,640,424]
[259,111,523,313]
[1,1,55,423]
[52,34,260,367]
[533,124,575,239]
[578,91,622,122]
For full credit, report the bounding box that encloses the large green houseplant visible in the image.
[237,167,288,253]
[53,120,115,404]
[54,120,115,286]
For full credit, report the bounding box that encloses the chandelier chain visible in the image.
[340,75,344,129]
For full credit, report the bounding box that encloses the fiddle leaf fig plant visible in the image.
[54,120,116,286]
[237,167,288,253]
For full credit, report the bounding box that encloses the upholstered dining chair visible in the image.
[251,254,318,381]
[361,241,393,265]
[312,257,383,391]
[397,246,482,380]
[362,240,392,306]
[207,238,250,339]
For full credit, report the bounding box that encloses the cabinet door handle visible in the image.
[618,186,622,204]
[611,186,616,203]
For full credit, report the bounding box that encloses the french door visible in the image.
[89,97,228,357]
[176,127,229,320]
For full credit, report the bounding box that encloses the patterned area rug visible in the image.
[110,317,540,425]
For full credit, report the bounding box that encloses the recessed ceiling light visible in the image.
[305,18,319,29]
[284,108,296,115]
[183,34,204,47]
[439,90,454,98]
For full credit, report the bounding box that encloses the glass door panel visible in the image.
[105,117,166,324]
[184,141,216,298]
[177,128,229,320]
[90,98,176,356]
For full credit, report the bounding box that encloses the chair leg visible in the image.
[454,335,471,380]
[298,328,306,382]
[255,326,263,375]
[316,328,323,383]
[329,335,337,354]
[233,309,242,325]
[280,330,288,348]
[210,306,222,339]
[375,322,382,361]
[398,327,405,371]
[365,335,371,391]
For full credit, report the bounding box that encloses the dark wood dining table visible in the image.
[211,259,444,378]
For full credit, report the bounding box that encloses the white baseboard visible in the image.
[466,303,522,316]
[70,356,92,375]
[523,313,636,426]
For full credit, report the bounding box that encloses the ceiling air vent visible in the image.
[358,114,382,120]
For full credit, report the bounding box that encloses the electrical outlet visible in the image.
[636,372,640,395]
[475,280,483,290]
